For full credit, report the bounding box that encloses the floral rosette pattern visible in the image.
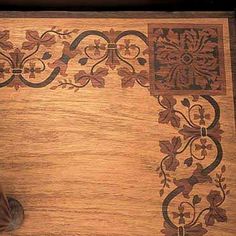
[149,25,226,95]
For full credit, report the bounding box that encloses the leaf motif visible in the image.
[50,86,58,90]
[160,96,177,109]
[181,98,190,108]
[78,57,88,65]
[159,136,182,155]
[221,165,226,173]
[22,30,56,50]
[22,41,36,50]
[137,57,147,65]
[42,52,52,60]
[0,30,13,50]
[193,195,202,205]
[160,189,164,197]
[163,156,179,171]
[184,157,193,167]
[94,67,109,78]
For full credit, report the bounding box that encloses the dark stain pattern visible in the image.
[0,27,229,236]
[148,24,226,95]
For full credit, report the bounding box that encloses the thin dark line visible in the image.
[0,11,234,18]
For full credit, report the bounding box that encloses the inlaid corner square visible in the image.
[148,23,226,95]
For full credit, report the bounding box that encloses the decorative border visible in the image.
[0,23,231,235]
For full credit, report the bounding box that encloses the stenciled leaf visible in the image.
[184,157,193,167]
[78,57,88,65]
[193,195,202,205]
[42,52,52,60]
[181,98,190,108]
[137,57,147,65]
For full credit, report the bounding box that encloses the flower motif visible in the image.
[194,108,211,126]
[3,48,27,90]
[158,96,181,128]
[9,48,25,68]
[103,28,121,43]
[102,28,122,70]
[195,138,212,158]
[119,39,136,55]
[172,206,191,225]
[23,62,42,78]
[0,63,10,78]
[87,39,106,56]
[204,190,227,226]
[151,27,224,93]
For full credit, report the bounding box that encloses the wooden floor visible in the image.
[0,12,235,236]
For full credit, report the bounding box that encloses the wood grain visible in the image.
[0,14,235,236]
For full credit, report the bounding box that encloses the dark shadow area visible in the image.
[0,0,235,11]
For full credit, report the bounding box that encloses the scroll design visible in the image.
[0,28,79,90]
[49,29,149,91]
[156,95,229,236]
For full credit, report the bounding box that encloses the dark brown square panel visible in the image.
[148,23,226,95]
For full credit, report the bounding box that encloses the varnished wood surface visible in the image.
[0,14,235,236]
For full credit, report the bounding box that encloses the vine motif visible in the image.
[50,28,149,91]
[0,25,229,236]
[156,95,228,235]
[0,27,79,90]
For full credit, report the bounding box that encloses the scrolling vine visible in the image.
[0,25,229,236]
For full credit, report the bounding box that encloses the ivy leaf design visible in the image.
[22,30,56,50]
[0,30,13,50]
[181,98,190,108]
[204,190,227,226]
[160,189,164,197]
[42,52,52,60]
[117,67,149,88]
[137,57,147,65]
[193,195,202,205]
[158,96,181,128]
[74,67,108,88]
[159,136,182,156]
[159,136,181,171]
[78,57,88,65]
[184,157,193,167]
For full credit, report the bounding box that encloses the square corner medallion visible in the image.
[148,23,226,95]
